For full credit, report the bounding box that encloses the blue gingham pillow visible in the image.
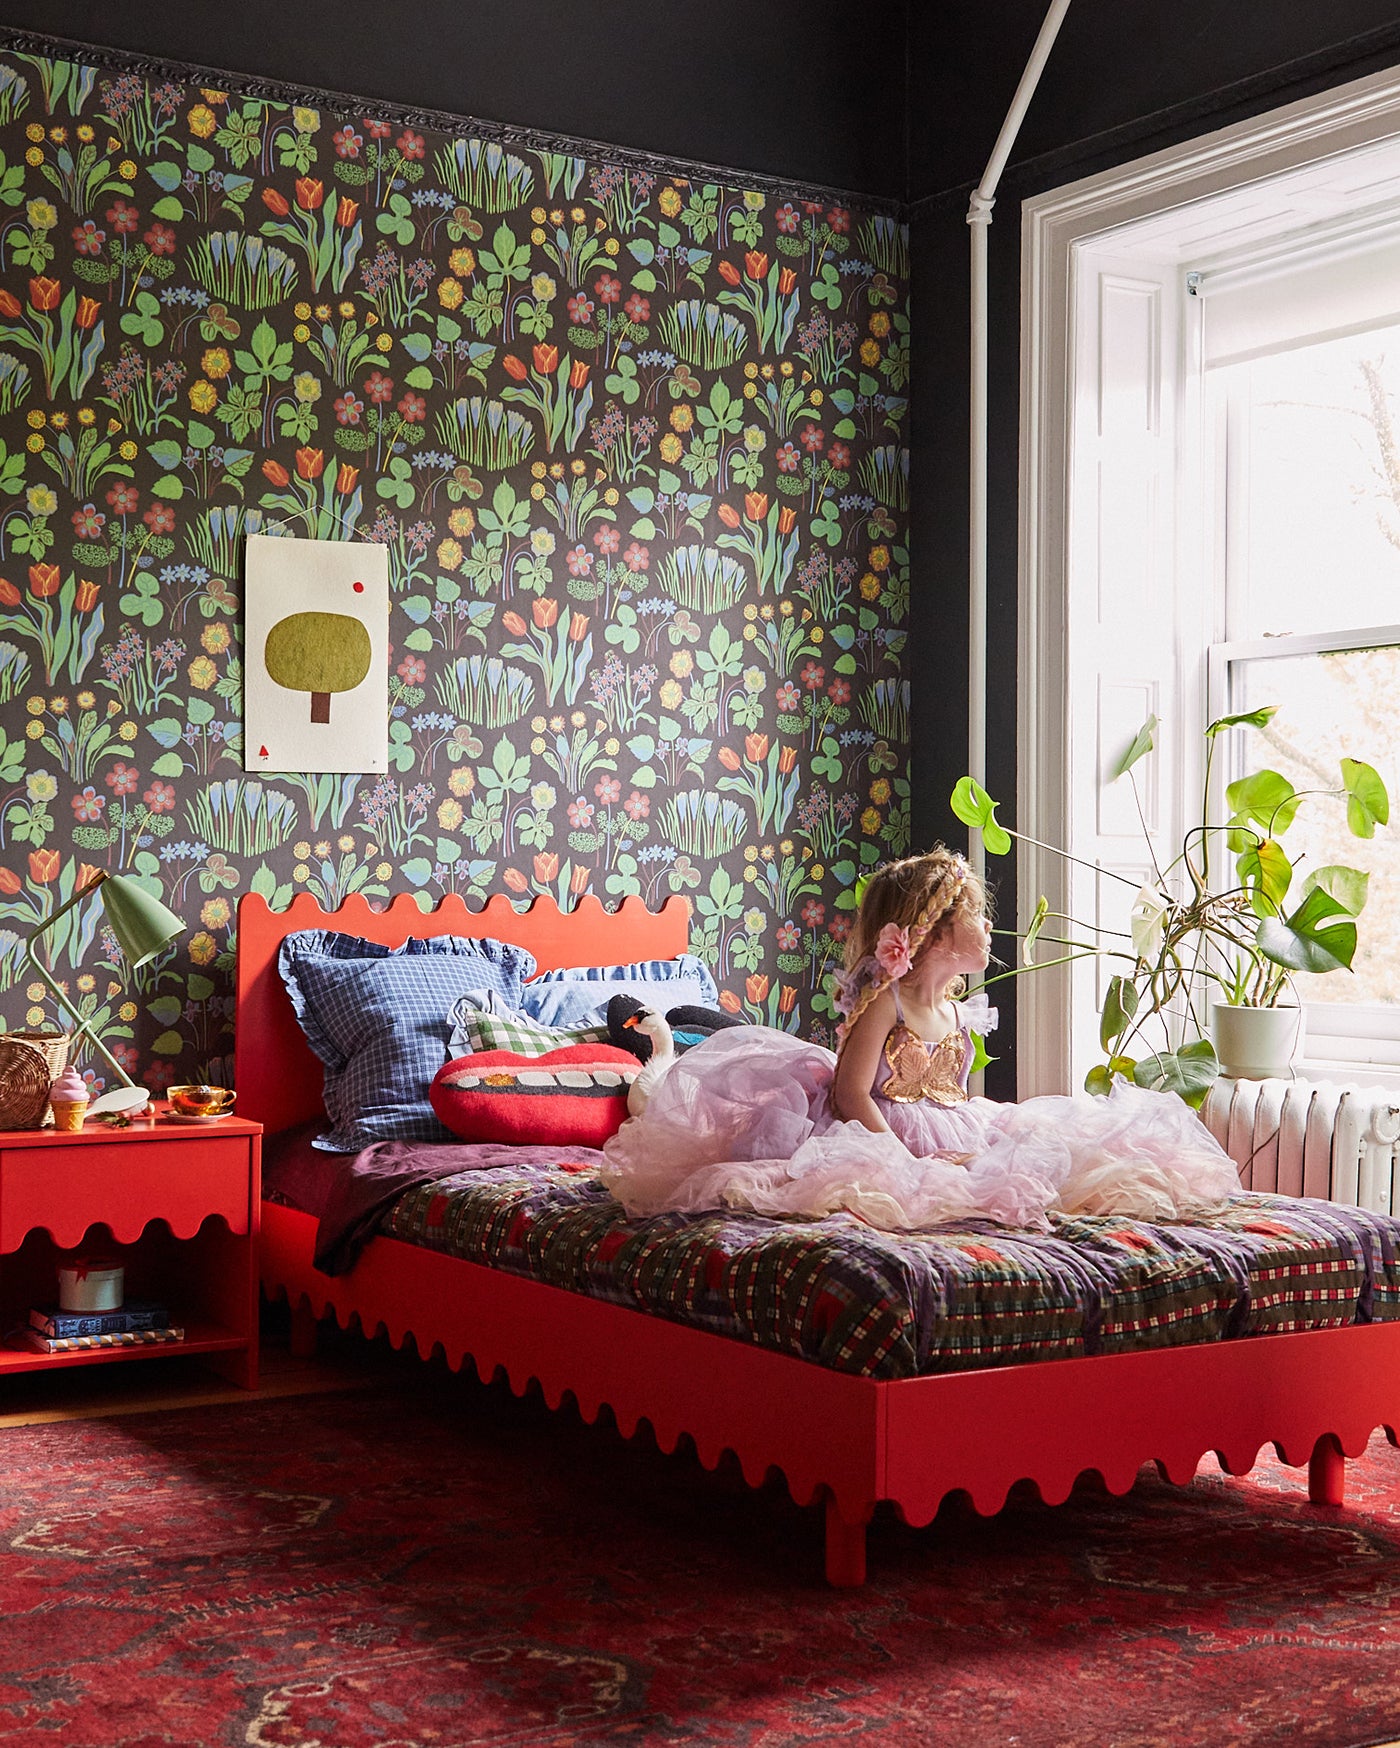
[519,954,718,1030]
[279,930,537,1152]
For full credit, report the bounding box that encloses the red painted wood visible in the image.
[0,1126,256,1248]
[260,1200,884,1523]
[824,1493,872,1587]
[242,897,1400,1583]
[881,1321,1400,1527]
[0,1112,261,1387]
[1309,1433,1346,1506]
[288,1298,319,1359]
[0,1324,247,1374]
[235,892,692,1134]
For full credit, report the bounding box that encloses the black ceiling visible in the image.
[0,0,908,202]
[908,0,1400,203]
[5,1,1400,207]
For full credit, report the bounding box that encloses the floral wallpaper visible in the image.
[0,45,910,1092]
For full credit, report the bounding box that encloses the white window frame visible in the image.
[1020,61,1400,1097]
[1207,623,1400,1082]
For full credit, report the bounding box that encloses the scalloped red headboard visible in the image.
[234,891,691,1135]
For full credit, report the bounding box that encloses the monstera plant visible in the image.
[953,706,1390,1104]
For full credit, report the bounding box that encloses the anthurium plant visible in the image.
[952,706,1390,1105]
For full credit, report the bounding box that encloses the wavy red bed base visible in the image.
[237,893,1400,1585]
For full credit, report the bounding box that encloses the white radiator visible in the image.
[1200,1077,1400,1213]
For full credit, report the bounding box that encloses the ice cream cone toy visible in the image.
[48,1065,89,1131]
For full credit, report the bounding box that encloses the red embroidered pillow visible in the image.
[429,1044,640,1148]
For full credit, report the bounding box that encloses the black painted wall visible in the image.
[7,0,1400,1092]
[907,0,1400,1092]
[0,0,908,202]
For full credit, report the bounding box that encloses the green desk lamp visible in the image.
[24,869,186,1113]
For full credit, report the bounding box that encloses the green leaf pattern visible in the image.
[0,50,912,1087]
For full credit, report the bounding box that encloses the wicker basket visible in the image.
[0,1032,69,1130]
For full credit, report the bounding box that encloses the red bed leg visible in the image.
[1308,1433,1345,1507]
[824,1494,872,1588]
[289,1299,320,1359]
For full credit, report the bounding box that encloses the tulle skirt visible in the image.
[598,1026,1239,1231]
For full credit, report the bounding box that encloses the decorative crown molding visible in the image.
[0,26,904,219]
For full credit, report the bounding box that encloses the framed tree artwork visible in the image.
[243,534,389,774]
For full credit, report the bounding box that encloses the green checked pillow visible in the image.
[447,993,609,1059]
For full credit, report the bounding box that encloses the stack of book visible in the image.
[16,1300,185,1354]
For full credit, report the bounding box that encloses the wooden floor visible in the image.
[0,1308,390,1428]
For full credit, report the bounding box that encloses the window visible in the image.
[1021,71,1400,1096]
[1205,307,1400,1074]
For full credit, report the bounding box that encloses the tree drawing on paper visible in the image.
[0,42,914,1089]
[265,611,372,724]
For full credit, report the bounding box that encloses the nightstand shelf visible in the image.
[0,1321,247,1373]
[0,1109,261,1389]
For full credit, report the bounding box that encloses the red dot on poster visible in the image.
[353,581,364,593]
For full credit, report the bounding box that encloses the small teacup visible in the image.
[168,1084,236,1118]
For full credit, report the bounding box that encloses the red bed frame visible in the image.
[238,891,1400,1585]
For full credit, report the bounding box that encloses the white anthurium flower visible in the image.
[1129,885,1171,962]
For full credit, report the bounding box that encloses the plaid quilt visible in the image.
[447,996,609,1058]
[379,1158,1400,1380]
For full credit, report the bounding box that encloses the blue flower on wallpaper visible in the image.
[0,51,911,1086]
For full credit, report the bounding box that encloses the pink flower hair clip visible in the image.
[874,922,912,982]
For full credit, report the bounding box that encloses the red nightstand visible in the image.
[0,1106,261,1387]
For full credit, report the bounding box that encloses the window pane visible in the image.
[1224,327,1400,638]
[1230,646,1399,1005]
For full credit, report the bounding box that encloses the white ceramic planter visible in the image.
[1211,1003,1304,1081]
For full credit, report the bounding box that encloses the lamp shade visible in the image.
[99,873,185,969]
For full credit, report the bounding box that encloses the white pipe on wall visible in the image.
[966,0,1072,878]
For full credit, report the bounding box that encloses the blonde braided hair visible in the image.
[834,848,988,1041]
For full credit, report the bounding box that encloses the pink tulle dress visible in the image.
[598,994,1239,1232]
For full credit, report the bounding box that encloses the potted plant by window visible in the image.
[953,706,1389,1101]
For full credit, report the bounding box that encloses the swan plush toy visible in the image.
[621,1005,676,1117]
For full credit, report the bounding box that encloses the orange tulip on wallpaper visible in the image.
[0,42,916,1081]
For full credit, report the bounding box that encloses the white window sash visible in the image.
[1206,624,1400,1065]
[1020,59,1400,1096]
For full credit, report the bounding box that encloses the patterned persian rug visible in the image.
[1,1372,1398,1747]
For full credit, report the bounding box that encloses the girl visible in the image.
[599,847,1238,1230]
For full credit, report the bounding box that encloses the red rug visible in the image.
[2,1369,1399,1747]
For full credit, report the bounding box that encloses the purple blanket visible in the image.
[311,1139,605,1275]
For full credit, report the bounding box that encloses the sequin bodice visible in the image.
[878,1011,970,1107]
